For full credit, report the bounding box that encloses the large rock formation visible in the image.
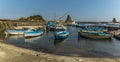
[65,15,73,23]
[112,18,117,23]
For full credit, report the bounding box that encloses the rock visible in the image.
[65,15,73,23]
[36,54,40,57]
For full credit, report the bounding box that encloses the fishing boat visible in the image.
[4,28,34,35]
[24,29,44,37]
[46,21,56,31]
[79,31,112,39]
[55,25,67,31]
[79,26,113,39]
[5,29,27,35]
[55,31,69,39]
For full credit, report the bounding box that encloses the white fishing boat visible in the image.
[4,28,34,35]
[55,24,67,31]
[5,29,27,35]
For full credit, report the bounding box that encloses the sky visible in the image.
[0,0,120,22]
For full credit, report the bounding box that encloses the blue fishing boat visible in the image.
[24,29,44,37]
[46,21,56,31]
[55,31,69,39]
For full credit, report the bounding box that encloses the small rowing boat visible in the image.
[24,29,44,37]
[5,29,27,35]
[55,31,69,39]
[79,26,113,39]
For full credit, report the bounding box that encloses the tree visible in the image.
[18,17,27,21]
[27,15,45,22]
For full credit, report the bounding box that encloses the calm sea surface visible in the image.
[1,26,120,57]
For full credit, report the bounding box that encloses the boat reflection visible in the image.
[5,35,24,40]
[54,38,68,46]
[78,34,113,42]
[5,35,25,44]
[25,36,43,43]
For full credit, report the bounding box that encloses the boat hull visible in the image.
[55,35,68,39]
[55,31,69,39]
[5,30,26,35]
[24,30,44,37]
[79,31,113,39]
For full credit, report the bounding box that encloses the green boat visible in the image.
[79,26,113,39]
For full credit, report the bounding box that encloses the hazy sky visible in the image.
[0,0,120,22]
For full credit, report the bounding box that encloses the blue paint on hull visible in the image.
[55,35,68,39]
[55,31,69,39]
[25,30,44,37]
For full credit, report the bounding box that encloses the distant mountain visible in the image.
[112,18,117,23]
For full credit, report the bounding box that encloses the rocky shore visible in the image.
[0,42,120,62]
[110,29,120,40]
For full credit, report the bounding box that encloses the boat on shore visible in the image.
[5,29,27,35]
[79,26,113,39]
[24,29,44,38]
[55,31,69,39]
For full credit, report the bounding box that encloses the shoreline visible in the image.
[0,42,120,62]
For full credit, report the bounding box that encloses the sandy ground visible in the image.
[0,42,120,62]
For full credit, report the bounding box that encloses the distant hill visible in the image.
[18,15,45,22]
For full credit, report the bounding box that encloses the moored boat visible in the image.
[55,25,67,31]
[79,26,113,39]
[55,31,69,39]
[46,21,56,31]
[24,29,44,37]
[79,31,113,39]
[5,29,27,35]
